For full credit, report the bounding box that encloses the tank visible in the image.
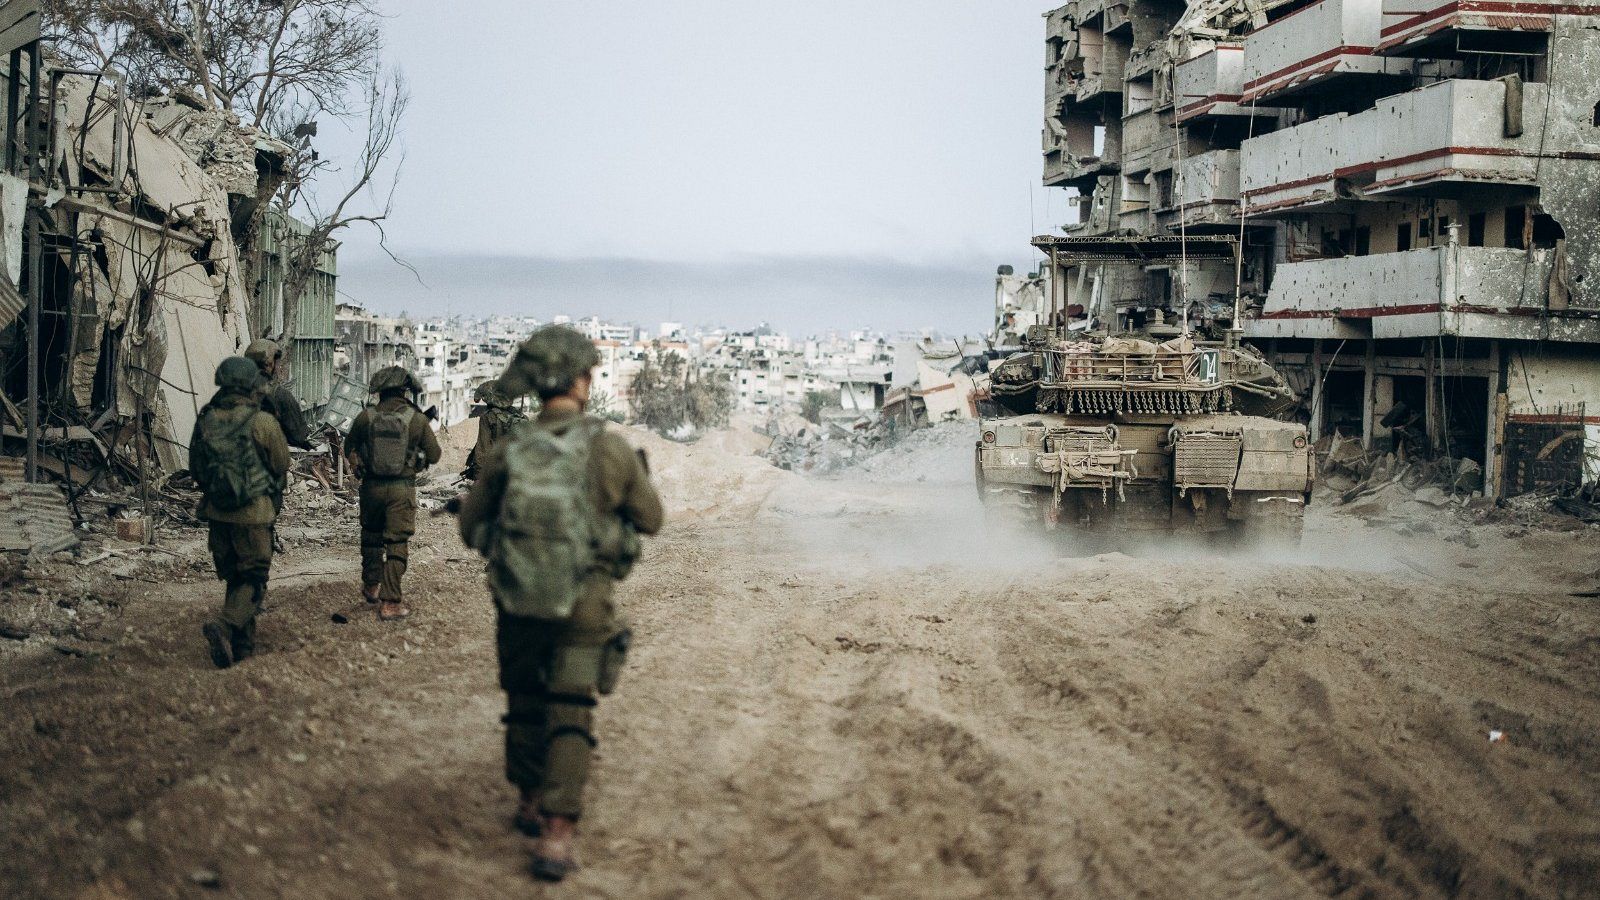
[977,310,1314,548]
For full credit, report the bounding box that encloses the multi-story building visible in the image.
[1038,0,1600,495]
[335,302,417,386]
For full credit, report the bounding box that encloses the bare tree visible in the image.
[45,0,383,126]
[46,0,405,344]
[272,68,409,341]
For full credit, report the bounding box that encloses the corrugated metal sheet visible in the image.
[0,271,21,332]
[0,482,79,555]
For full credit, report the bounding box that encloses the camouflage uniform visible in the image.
[348,382,442,604]
[459,327,664,824]
[190,359,290,665]
[464,379,525,481]
[244,339,314,450]
[460,408,663,818]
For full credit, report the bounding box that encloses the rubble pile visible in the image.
[1319,433,1485,503]
[1317,431,1600,533]
[761,414,906,473]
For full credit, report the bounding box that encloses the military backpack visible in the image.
[487,417,604,620]
[366,406,416,477]
[193,405,273,511]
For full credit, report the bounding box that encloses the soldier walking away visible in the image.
[347,365,442,620]
[244,338,314,450]
[458,326,664,881]
[462,378,526,481]
[189,357,290,669]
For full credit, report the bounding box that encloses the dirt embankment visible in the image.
[2,418,1598,898]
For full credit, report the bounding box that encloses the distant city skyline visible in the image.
[338,252,1023,337]
[323,1,1060,334]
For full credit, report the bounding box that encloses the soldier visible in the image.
[189,356,290,669]
[463,378,526,481]
[458,326,664,881]
[346,366,442,620]
[244,338,314,450]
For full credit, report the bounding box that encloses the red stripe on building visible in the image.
[1242,46,1376,95]
[1380,1,1590,38]
[1257,303,1552,320]
[1241,145,1600,201]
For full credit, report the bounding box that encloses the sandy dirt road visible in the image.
[2,422,1598,899]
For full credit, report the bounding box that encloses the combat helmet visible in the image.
[215,356,264,393]
[474,377,513,408]
[368,365,423,395]
[499,326,600,399]
[244,338,282,369]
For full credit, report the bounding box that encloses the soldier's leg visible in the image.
[202,523,239,669]
[225,525,273,660]
[359,484,385,600]
[498,611,557,831]
[536,580,617,819]
[380,483,417,603]
[525,581,618,879]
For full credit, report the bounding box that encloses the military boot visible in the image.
[230,624,255,664]
[378,601,410,621]
[530,815,578,882]
[201,622,233,669]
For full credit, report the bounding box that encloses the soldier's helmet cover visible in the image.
[500,326,600,398]
[215,356,265,392]
[474,378,513,407]
[243,338,282,368]
[369,365,423,395]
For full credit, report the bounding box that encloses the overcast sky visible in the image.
[328,1,1062,334]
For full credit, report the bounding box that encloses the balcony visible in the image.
[1158,150,1241,229]
[1176,44,1254,122]
[1247,244,1561,340]
[1379,0,1556,56]
[1241,0,1413,103]
[1240,79,1547,214]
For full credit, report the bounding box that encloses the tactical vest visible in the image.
[487,417,606,620]
[194,405,274,511]
[366,406,416,478]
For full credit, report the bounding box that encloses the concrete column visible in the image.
[1362,339,1376,450]
[1487,339,1503,497]
[1309,338,1324,443]
[1424,340,1439,452]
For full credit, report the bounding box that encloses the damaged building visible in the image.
[1038,0,1600,496]
[0,16,345,497]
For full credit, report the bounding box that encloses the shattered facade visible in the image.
[1039,0,1600,495]
[1,37,352,497]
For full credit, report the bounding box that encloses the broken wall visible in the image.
[58,76,249,469]
[1529,17,1600,313]
[1504,344,1600,484]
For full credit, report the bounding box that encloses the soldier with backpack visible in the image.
[189,356,290,669]
[457,326,663,881]
[244,338,314,451]
[346,366,442,621]
[462,378,525,481]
